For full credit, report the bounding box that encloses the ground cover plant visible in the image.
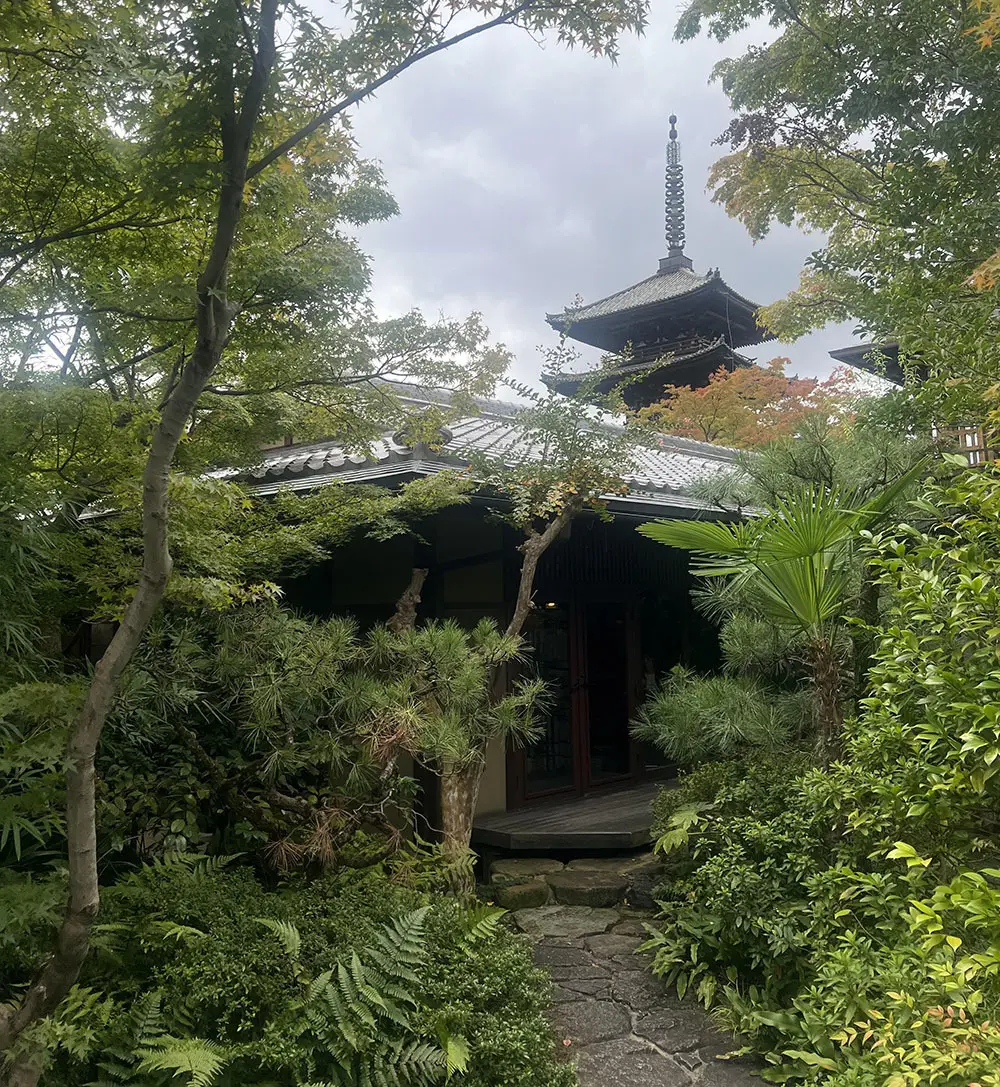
[10,858,572,1087]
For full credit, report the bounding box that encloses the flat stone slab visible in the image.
[514,905,620,940]
[584,933,644,960]
[695,1056,762,1086]
[571,1037,690,1087]
[547,870,629,907]
[547,997,631,1046]
[548,963,612,982]
[610,969,673,1012]
[567,852,659,875]
[495,881,550,910]
[557,976,612,996]
[611,916,649,937]
[533,944,592,967]
[513,899,760,1087]
[490,858,564,886]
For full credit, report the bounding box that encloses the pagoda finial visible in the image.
[665,114,685,256]
[658,115,693,274]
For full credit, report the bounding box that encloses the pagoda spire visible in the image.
[659,114,693,274]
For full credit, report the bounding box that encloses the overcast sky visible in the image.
[336,5,862,388]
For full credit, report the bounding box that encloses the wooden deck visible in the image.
[471,782,662,852]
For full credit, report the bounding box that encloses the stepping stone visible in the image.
[547,963,611,982]
[695,1055,761,1086]
[490,858,564,887]
[533,944,593,967]
[547,997,631,1045]
[557,976,612,997]
[566,856,633,873]
[547,870,629,907]
[550,984,582,1005]
[611,915,649,937]
[513,906,619,940]
[570,1037,689,1087]
[584,933,643,960]
[633,1002,729,1051]
[609,969,671,1012]
[495,881,550,909]
[633,1009,704,1053]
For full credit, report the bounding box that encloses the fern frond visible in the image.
[255,916,302,962]
[456,903,504,944]
[136,1037,231,1087]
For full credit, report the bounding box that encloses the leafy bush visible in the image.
[642,466,1000,1084]
[31,860,573,1087]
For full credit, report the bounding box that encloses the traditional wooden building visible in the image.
[248,118,772,848]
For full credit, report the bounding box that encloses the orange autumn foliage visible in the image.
[635,358,857,450]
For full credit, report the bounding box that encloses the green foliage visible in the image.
[640,466,924,760]
[640,475,918,643]
[643,465,1000,1084]
[633,665,804,764]
[470,368,645,534]
[367,617,544,769]
[27,863,570,1087]
[673,0,1000,429]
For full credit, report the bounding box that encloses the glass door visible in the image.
[583,601,633,783]
[522,604,576,796]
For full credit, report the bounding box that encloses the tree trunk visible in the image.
[439,760,484,893]
[810,637,843,769]
[388,567,428,633]
[429,501,586,885]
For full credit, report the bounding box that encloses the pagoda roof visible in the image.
[546,116,774,359]
[549,264,714,324]
[541,337,751,405]
[545,266,772,353]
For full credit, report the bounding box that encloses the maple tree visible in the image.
[672,0,1000,430]
[634,359,857,449]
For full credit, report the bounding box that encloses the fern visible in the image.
[255,916,301,962]
[262,905,463,1086]
[135,1037,231,1087]
[454,902,504,945]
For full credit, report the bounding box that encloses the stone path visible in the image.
[513,905,759,1087]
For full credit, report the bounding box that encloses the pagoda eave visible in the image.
[541,339,753,408]
[546,279,774,355]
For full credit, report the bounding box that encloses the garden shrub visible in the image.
[634,666,806,765]
[644,465,1000,1084]
[32,860,573,1087]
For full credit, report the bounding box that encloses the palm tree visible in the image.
[639,470,921,765]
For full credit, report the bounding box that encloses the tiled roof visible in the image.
[542,336,750,389]
[547,266,715,325]
[244,391,740,518]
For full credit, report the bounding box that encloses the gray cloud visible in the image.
[339,7,864,387]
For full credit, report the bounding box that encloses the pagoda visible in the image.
[542,116,775,410]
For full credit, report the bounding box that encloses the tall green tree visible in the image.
[674,0,1000,422]
[0,1,648,1077]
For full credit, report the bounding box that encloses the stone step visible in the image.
[487,851,663,909]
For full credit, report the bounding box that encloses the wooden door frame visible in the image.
[506,587,643,810]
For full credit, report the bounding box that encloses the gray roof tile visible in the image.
[244,393,739,517]
[547,266,714,324]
